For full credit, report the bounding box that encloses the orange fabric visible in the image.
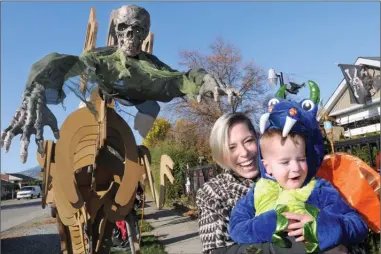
[317,152,380,233]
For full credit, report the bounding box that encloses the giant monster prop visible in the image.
[0,5,237,164]
[0,5,238,254]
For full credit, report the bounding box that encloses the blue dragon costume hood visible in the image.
[258,81,325,186]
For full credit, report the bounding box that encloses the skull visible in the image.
[114,5,150,57]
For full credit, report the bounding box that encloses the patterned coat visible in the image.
[196,172,256,254]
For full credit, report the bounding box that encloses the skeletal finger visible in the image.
[42,105,60,139]
[24,82,45,132]
[232,89,241,97]
[226,89,233,105]
[0,132,7,148]
[34,124,45,155]
[54,131,60,139]
[20,132,32,164]
[196,95,202,103]
[213,87,219,102]
[34,96,45,155]
[6,109,22,130]
[1,108,24,149]
[2,111,27,151]
[215,77,226,89]
[196,82,207,103]
[36,139,45,155]
[4,132,15,152]
[2,88,34,151]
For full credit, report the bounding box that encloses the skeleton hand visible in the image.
[197,74,240,105]
[0,83,59,163]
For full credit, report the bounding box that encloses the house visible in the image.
[6,173,41,188]
[320,57,380,138]
[1,180,19,199]
[1,174,10,181]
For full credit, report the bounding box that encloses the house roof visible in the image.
[7,173,38,181]
[359,56,380,61]
[1,179,17,186]
[319,57,380,120]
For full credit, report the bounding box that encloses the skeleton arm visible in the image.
[146,53,238,104]
[1,53,84,163]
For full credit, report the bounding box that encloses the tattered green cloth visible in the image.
[77,48,203,101]
[27,47,206,108]
[254,178,320,253]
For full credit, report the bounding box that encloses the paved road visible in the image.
[1,198,50,232]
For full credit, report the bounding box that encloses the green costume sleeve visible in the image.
[272,204,290,247]
[254,178,320,253]
[303,204,320,253]
[271,204,319,253]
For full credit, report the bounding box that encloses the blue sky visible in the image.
[1,2,380,173]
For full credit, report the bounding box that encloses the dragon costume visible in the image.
[229,81,368,253]
[0,5,237,163]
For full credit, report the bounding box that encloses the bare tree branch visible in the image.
[163,37,271,158]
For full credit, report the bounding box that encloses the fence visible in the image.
[182,134,380,206]
[333,134,380,168]
[185,164,219,207]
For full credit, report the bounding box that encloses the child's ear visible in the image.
[262,159,272,175]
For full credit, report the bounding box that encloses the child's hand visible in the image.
[281,212,313,242]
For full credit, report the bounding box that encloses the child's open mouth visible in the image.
[289,176,300,181]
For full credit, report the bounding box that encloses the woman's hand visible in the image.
[282,212,313,242]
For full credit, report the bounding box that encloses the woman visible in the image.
[196,112,262,254]
[196,113,348,254]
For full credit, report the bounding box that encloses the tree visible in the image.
[167,119,212,161]
[142,118,171,148]
[164,37,270,130]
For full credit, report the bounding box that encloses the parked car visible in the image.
[17,186,41,200]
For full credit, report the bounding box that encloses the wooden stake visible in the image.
[80,7,98,95]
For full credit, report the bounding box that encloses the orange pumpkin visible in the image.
[317,152,380,233]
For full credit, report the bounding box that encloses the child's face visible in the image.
[262,135,308,190]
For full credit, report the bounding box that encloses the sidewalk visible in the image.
[142,198,203,254]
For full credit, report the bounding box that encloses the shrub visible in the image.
[149,140,199,206]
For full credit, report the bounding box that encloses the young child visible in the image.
[228,99,368,253]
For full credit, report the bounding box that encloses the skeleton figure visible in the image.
[1,5,238,163]
[345,68,363,98]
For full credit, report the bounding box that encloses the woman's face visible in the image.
[226,122,259,179]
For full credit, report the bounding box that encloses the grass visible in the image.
[135,208,154,233]
[139,219,154,233]
[110,234,166,254]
